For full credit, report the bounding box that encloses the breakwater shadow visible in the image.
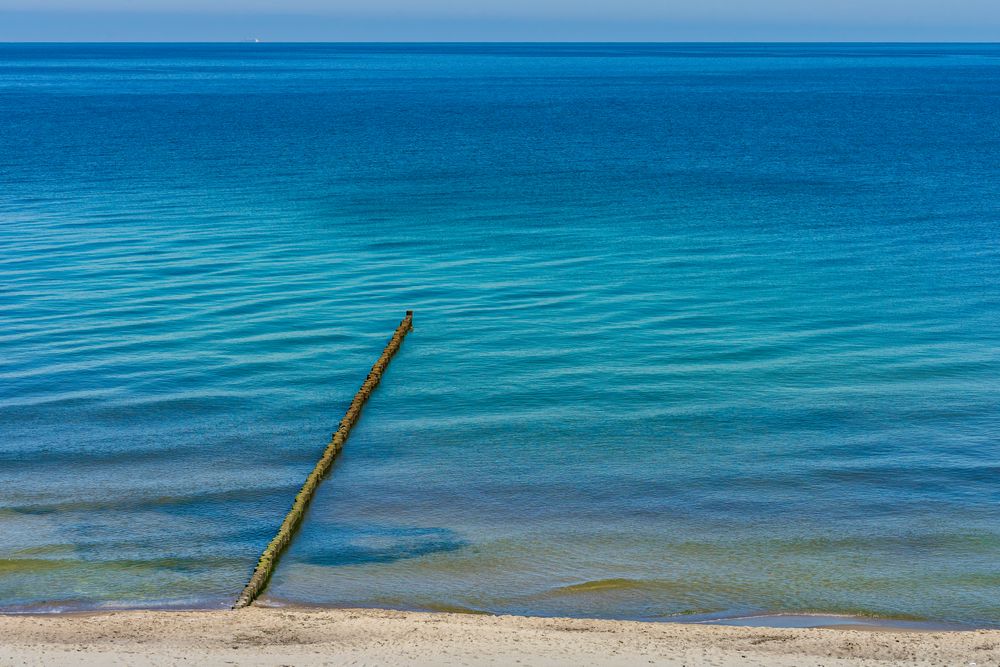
[285,524,468,568]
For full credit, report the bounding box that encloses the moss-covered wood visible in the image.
[233,311,414,609]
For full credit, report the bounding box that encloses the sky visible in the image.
[0,0,998,41]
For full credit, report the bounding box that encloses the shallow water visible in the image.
[1,43,998,626]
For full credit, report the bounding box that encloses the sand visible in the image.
[0,606,996,666]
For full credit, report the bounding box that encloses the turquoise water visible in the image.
[1,43,998,625]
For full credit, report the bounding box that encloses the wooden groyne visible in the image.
[233,311,414,609]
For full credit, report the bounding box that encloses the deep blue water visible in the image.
[1,43,998,626]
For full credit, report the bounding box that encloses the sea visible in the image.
[1,43,998,627]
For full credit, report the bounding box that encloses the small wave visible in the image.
[544,578,690,596]
[550,578,651,594]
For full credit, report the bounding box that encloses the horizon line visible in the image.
[2,40,999,44]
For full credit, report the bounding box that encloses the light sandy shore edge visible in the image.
[1,606,996,666]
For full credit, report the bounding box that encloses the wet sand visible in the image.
[1,606,997,666]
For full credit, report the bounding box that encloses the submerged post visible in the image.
[233,311,414,609]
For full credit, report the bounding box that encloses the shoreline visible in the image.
[1,598,986,630]
[1,598,984,632]
[2,606,997,666]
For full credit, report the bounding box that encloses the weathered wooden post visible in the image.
[233,311,414,609]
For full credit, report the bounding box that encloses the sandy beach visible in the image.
[1,607,996,666]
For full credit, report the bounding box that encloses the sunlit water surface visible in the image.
[1,43,998,626]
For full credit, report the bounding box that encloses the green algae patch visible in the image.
[554,578,650,594]
[0,559,74,575]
